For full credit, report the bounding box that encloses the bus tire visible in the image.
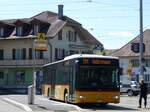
[64,90,68,103]
[47,88,51,99]
[127,89,133,96]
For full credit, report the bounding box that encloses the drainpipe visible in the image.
[47,38,52,63]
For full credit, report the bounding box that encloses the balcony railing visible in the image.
[0,59,51,67]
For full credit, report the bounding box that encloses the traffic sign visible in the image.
[34,33,48,51]
[131,43,145,53]
[37,33,46,40]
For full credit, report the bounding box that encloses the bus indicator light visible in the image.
[83,58,89,64]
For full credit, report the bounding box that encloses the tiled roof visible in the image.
[105,49,118,55]
[111,29,150,57]
[0,11,101,45]
[0,21,14,26]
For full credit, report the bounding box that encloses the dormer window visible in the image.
[16,26,22,36]
[0,28,4,37]
[33,25,39,35]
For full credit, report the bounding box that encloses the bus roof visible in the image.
[64,54,118,60]
[44,54,118,67]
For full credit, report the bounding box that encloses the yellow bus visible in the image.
[42,54,120,105]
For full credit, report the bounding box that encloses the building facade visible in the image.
[111,29,150,89]
[0,5,103,92]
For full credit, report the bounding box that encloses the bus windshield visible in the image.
[76,66,119,90]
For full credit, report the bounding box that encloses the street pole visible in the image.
[139,0,144,81]
[28,43,36,105]
[33,48,36,104]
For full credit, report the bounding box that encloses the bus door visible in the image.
[69,66,75,96]
[51,70,55,98]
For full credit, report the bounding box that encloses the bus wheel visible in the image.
[64,93,68,103]
[127,90,133,96]
[47,88,51,99]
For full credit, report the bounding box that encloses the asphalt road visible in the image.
[81,95,150,112]
[0,94,150,112]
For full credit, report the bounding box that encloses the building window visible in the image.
[12,48,26,60]
[69,50,78,55]
[16,71,25,84]
[0,49,4,60]
[29,48,43,60]
[144,74,150,83]
[33,25,39,35]
[74,31,77,42]
[22,48,26,59]
[62,49,65,58]
[12,49,16,60]
[55,48,65,60]
[35,50,43,59]
[145,59,150,67]
[55,48,58,60]
[0,28,4,37]
[29,48,33,59]
[131,59,150,67]
[130,59,139,67]
[67,30,77,42]
[0,72,4,79]
[16,26,23,36]
[58,30,62,40]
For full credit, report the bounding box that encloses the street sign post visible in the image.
[30,33,48,104]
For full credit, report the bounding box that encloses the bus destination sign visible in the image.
[82,58,111,65]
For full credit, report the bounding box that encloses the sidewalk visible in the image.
[1,95,82,112]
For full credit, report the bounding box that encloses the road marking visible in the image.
[3,98,33,112]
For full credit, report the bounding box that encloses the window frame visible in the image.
[33,25,39,35]
[0,49,4,60]
[0,71,4,79]
[0,28,4,37]
[16,26,23,36]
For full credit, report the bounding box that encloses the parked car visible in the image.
[120,81,140,96]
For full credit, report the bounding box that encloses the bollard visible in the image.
[28,85,34,104]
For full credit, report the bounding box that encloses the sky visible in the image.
[0,0,150,49]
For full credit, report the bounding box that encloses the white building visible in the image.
[111,29,150,89]
[0,5,103,92]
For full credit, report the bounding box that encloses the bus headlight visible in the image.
[79,96,86,99]
[113,96,119,99]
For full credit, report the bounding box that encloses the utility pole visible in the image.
[139,0,144,81]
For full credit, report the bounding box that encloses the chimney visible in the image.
[58,4,64,20]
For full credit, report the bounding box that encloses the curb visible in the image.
[51,101,83,112]
[38,97,83,112]
[3,98,33,112]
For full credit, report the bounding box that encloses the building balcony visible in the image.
[0,59,50,68]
